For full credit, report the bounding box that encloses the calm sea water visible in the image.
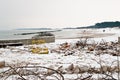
[0,30,51,40]
[0,29,85,40]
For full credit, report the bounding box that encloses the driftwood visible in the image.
[51,39,120,56]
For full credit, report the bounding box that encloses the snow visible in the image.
[0,28,120,79]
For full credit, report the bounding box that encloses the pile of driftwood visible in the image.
[51,38,120,56]
[94,40,120,56]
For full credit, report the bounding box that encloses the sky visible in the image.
[0,0,120,30]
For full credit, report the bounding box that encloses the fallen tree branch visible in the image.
[0,65,64,80]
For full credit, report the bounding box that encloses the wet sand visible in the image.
[55,31,115,39]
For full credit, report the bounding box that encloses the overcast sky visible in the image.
[0,0,120,30]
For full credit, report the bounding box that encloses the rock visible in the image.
[93,68,100,73]
[107,42,112,46]
[73,65,80,73]
[0,61,5,68]
[107,66,115,72]
[97,46,107,51]
[79,66,89,73]
[101,66,108,72]
[88,46,94,51]
[46,65,55,75]
[68,64,74,71]
[114,66,120,72]
[65,64,74,74]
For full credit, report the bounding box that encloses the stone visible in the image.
[65,64,74,74]
[88,46,94,51]
[79,66,89,73]
[68,64,74,71]
[101,66,108,72]
[0,61,5,68]
[73,65,80,73]
[46,65,55,75]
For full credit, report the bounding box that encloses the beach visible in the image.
[0,28,120,80]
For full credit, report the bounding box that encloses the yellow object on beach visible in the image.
[31,47,49,54]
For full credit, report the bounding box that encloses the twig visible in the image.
[8,65,26,80]
[81,75,92,80]
[117,54,120,80]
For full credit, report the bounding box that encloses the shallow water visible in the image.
[0,30,48,40]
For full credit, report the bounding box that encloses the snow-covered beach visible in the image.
[0,28,120,80]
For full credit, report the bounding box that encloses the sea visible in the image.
[0,29,83,40]
[1,28,107,40]
[0,29,53,40]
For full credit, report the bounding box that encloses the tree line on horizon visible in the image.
[77,21,120,29]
